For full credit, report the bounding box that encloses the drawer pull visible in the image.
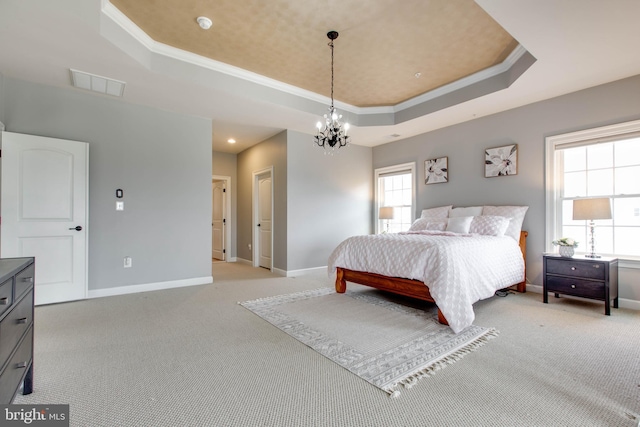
[0,297,8,305]
[592,265,600,269]
[570,284,577,289]
[571,267,576,271]
[15,361,28,369]
[21,277,34,283]
[16,317,28,324]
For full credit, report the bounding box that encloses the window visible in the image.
[374,163,416,233]
[546,120,640,260]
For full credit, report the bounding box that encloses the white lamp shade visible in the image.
[573,198,612,220]
[379,206,395,220]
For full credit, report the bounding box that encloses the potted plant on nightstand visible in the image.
[552,237,578,257]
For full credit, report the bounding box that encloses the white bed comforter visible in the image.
[327,231,524,333]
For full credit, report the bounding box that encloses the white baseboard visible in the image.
[285,266,328,277]
[526,283,640,311]
[88,276,213,299]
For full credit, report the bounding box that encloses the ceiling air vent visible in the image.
[70,69,125,97]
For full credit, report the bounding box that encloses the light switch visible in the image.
[116,201,124,211]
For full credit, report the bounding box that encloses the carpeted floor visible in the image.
[13,262,640,426]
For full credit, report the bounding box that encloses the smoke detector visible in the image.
[197,16,212,30]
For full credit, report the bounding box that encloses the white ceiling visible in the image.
[1,0,639,154]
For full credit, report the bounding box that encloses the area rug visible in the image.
[240,287,498,397]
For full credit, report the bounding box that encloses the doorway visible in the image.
[252,167,273,271]
[1,131,88,305]
[212,175,231,262]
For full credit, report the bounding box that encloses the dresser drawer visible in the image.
[0,290,33,367]
[0,278,13,318]
[15,264,35,301]
[545,275,605,300]
[545,258,605,280]
[0,327,33,404]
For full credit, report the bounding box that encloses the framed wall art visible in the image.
[485,144,517,177]
[425,156,448,184]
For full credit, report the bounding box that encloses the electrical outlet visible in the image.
[124,256,132,268]
[116,201,124,211]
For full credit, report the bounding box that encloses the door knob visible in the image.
[69,226,82,231]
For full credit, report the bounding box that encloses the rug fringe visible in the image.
[385,328,499,398]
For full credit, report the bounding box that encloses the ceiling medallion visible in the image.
[314,31,350,154]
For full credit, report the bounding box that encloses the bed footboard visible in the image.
[335,267,449,326]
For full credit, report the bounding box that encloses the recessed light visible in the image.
[197,16,212,30]
[227,138,236,144]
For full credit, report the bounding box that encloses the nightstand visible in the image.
[543,254,618,315]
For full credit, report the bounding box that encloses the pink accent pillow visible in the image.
[469,215,510,237]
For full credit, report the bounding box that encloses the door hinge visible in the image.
[223,249,226,254]
[223,188,226,192]
[223,218,226,224]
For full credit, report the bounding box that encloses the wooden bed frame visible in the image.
[335,231,528,326]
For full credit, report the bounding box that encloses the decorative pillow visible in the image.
[449,206,483,218]
[408,218,447,232]
[425,220,447,231]
[445,216,473,234]
[482,206,529,241]
[408,218,429,232]
[469,215,511,237]
[420,205,452,219]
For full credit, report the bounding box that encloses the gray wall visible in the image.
[286,130,372,271]
[237,131,288,269]
[373,74,640,300]
[1,77,212,290]
[212,151,238,259]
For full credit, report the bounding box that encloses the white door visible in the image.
[212,180,225,261]
[258,176,272,269]
[1,132,88,305]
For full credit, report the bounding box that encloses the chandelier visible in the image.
[314,31,350,153]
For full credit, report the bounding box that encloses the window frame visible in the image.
[545,119,640,267]
[374,162,416,234]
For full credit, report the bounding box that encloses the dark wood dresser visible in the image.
[0,257,35,403]
[543,254,618,315]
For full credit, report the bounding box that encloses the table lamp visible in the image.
[573,198,611,258]
[379,207,394,233]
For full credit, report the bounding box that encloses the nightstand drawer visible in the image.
[545,275,605,300]
[545,258,605,280]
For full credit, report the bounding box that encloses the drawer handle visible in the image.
[592,265,600,269]
[0,297,8,305]
[571,267,576,271]
[21,277,34,283]
[570,284,577,289]
[15,361,28,369]
[16,317,28,324]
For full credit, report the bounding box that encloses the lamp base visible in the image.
[584,253,601,258]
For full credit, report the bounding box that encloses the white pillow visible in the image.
[469,215,510,237]
[420,205,452,219]
[408,218,447,232]
[446,216,473,234]
[449,206,483,218]
[482,206,529,241]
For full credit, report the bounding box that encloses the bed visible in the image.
[328,205,528,333]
